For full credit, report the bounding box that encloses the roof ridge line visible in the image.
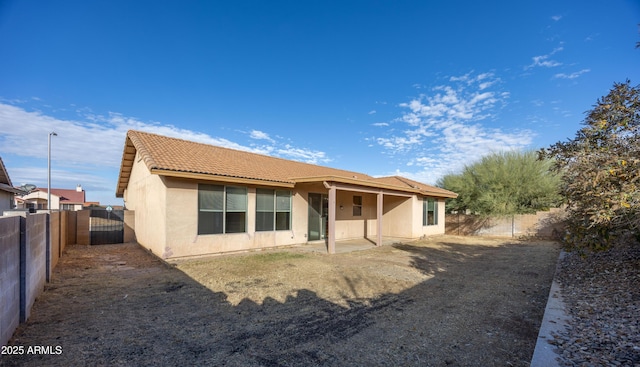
[128,129,374,178]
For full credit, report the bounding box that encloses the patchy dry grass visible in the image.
[2,236,560,367]
[176,245,433,306]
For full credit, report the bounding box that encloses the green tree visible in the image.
[540,81,640,250]
[437,150,561,216]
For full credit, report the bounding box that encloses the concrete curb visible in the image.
[530,251,570,367]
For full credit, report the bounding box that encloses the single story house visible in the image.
[116,130,457,259]
[0,157,23,212]
[18,185,87,211]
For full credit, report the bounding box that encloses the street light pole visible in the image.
[48,132,57,211]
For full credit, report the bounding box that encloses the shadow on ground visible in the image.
[1,239,559,367]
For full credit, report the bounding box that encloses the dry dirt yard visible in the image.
[1,236,559,367]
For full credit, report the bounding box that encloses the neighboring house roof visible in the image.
[116,130,457,198]
[0,156,11,186]
[0,156,23,194]
[38,188,86,204]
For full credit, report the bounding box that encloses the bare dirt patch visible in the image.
[1,236,559,367]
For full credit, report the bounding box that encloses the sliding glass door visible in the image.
[308,193,328,241]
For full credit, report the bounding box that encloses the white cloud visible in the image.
[276,145,330,165]
[554,69,590,79]
[449,72,472,83]
[374,72,534,183]
[526,47,563,69]
[584,33,599,42]
[368,110,377,115]
[0,102,331,203]
[376,134,424,153]
[249,129,275,143]
[372,122,389,127]
[551,15,562,21]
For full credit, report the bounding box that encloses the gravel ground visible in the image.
[1,236,559,367]
[552,242,640,366]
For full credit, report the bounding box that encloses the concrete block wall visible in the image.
[66,210,77,246]
[59,211,67,257]
[1,209,128,346]
[23,213,47,323]
[0,216,21,349]
[124,210,136,243]
[445,208,567,238]
[50,211,61,280]
[76,210,90,245]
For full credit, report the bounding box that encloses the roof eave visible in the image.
[292,175,429,195]
[421,190,458,199]
[150,168,296,188]
[0,183,24,194]
[116,132,140,198]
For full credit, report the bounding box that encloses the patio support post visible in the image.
[377,191,383,246]
[327,183,336,254]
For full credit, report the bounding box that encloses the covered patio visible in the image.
[296,177,425,254]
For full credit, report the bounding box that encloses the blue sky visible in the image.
[0,0,639,205]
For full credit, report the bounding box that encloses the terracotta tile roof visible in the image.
[39,188,86,204]
[116,130,457,198]
[129,130,375,183]
[372,176,456,197]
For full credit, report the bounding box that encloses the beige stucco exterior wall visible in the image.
[122,161,449,259]
[160,177,309,259]
[0,190,13,212]
[379,195,414,238]
[334,191,377,240]
[17,192,83,211]
[413,197,446,237]
[122,153,167,256]
[51,195,59,210]
[19,191,48,209]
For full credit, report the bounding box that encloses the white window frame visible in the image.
[256,188,291,231]
[423,198,438,226]
[198,184,247,235]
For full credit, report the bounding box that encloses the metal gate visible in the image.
[89,208,124,245]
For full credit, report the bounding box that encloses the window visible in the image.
[275,190,292,230]
[225,186,248,233]
[61,204,74,211]
[353,195,362,216]
[198,184,247,235]
[423,198,438,226]
[27,202,46,210]
[256,188,291,231]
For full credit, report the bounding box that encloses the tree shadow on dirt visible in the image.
[2,241,559,367]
